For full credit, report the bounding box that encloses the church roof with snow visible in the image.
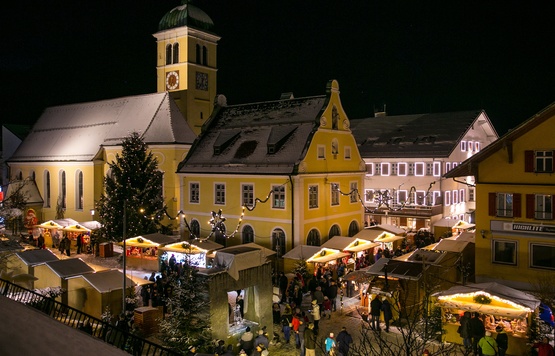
[177,95,327,175]
[9,92,196,163]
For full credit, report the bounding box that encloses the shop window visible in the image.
[309,185,318,209]
[398,162,407,176]
[190,220,200,239]
[350,182,358,203]
[242,225,254,244]
[530,243,555,270]
[306,229,321,246]
[272,228,286,257]
[348,220,359,237]
[190,182,200,203]
[525,150,554,173]
[242,184,254,208]
[331,183,340,206]
[329,224,340,240]
[492,240,517,265]
[527,194,554,220]
[415,162,425,176]
[214,183,226,205]
[489,192,521,218]
[272,185,285,209]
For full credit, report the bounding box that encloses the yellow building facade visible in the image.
[178,80,365,256]
[446,102,555,290]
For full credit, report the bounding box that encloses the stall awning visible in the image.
[122,233,177,248]
[161,241,210,254]
[79,221,102,231]
[306,248,350,263]
[446,231,475,243]
[63,224,91,233]
[423,239,470,253]
[184,238,224,252]
[36,220,63,229]
[282,245,322,260]
[321,235,379,252]
[433,282,540,319]
[374,232,404,243]
[452,220,475,230]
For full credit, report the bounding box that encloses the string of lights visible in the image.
[333,181,436,214]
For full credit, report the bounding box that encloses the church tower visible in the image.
[154,1,220,135]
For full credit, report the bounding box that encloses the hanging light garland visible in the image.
[332,181,436,213]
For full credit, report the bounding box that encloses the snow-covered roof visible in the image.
[178,96,326,174]
[9,92,195,162]
[16,249,59,265]
[351,110,491,158]
[79,269,136,293]
[43,258,95,278]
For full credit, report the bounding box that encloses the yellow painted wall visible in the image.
[474,113,555,287]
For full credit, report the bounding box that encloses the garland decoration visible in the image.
[473,294,492,305]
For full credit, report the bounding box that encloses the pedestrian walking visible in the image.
[336,326,353,356]
[310,300,321,335]
[325,332,336,355]
[370,295,382,331]
[381,297,393,332]
[304,323,316,356]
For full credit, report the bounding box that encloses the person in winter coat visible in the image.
[336,326,353,356]
[281,306,293,343]
[469,312,486,355]
[381,297,393,332]
[304,323,316,356]
[495,325,509,356]
[325,332,336,355]
[322,296,332,319]
[310,300,321,334]
[327,280,338,312]
[477,331,498,356]
[370,295,383,331]
[239,326,255,356]
[458,311,472,350]
[254,329,269,350]
[532,336,555,356]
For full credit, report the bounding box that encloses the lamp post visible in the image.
[122,199,127,315]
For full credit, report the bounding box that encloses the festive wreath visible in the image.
[137,237,144,243]
[473,294,492,305]
[321,250,327,257]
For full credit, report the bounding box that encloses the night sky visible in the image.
[2,1,554,136]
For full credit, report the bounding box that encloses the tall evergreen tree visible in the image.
[97,132,166,242]
[158,260,213,353]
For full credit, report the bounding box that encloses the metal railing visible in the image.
[0,278,179,356]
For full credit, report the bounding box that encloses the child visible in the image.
[323,296,332,319]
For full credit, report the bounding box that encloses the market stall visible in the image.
[121,233,178,271]
[63,224,92,253]
[34,220,64,248]
[159,239,223,269]
[433,282,540,355]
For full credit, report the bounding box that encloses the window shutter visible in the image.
[524,150,534,172]
[488,193,496,216]
[526,194,535,219]
[513,193,522,218]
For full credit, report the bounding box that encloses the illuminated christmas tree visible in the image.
[97,132,167,242]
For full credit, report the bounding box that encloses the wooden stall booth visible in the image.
[120,233,178,271]
[159,238,223,269]
[434,282,540,355]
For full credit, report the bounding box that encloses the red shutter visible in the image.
[526,194,535,219]
[488,193,497,216]
[524,150,534,172]
[513,193,522,218]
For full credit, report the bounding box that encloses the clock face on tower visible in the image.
[165,71,179,90]
[196,72,208,91]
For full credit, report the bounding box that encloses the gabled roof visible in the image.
[9,92,195,163]
[79,269,136,293]
[16,249,59,265]
[43,258,95,278]
[0,237,23,252]
[178,95,327,174]
[445,101,555,178]
[351,110,493,158]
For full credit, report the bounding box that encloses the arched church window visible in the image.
[165,44,172,65]
[272,228,286,257]
[306,229,321,246]
[348,220,360,237]
[190,219,200,239]
[172,43,179,64]
[196,44,201,64]
[202,46,208,66]
[242,225,254,244]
